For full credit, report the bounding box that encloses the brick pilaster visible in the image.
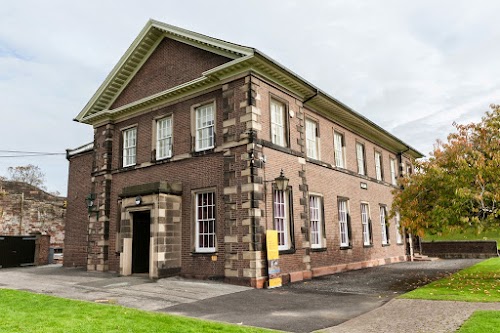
[87,123,114,271]
[296,105,311,271]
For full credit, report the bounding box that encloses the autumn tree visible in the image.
[392,104,500,236]
[7,164,46,190]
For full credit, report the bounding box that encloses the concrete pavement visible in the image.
[0,259,486,332]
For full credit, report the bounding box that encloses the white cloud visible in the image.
[1,0,499,194]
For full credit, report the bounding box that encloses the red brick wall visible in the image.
[254,76,407,276]
[102,79,245,277]
[64,150,93,267]
[111,37,231,109]
[110,88,231,169]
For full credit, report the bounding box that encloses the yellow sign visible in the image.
[267,230,279,260]
[266,230,282,288]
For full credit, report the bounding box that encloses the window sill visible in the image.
[279,248,296,255]
[310,247,327,252]
[382,243,391,247]
[190,251,217,256]
[396,242,404,246]
[363,244,373,248]
[340,246,352,250]
[192,148,215,157]
[120,164,137,171]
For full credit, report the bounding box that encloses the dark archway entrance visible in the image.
[132,211,150,274]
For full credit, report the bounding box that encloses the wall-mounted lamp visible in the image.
[274,169,289,191]
[135,196,142,205]
[85,193,96,213]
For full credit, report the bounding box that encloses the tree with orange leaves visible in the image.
[392,104,500,237]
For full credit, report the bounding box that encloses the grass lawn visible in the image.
[456,311,500,333]
[401,258,500,302]
[0,289,276,333]
[424,228,500,249]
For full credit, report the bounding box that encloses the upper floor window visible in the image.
[156,116,172,160]
[195,103,215,151]
[390,158,397,185]
[334,132,345,168]
[270,99,286,147]
[361,203,372,246]
[274,189,292,251]
[305,119,319,159]
[195,191,216,253]
[356,142,366,175]
[309,195,324,249]
[123,127,137,167]
[375,151,383,181]
[338,198,351,247]
[380,205,389,245]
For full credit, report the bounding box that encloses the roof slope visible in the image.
[75,19,423,158]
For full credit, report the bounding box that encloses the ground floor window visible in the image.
[195,191,216,252]
[361,203,372,246]
[380,205,389,245]
[309,195,324,248]
[274,189,292,251]
[338,198,350,247]
[395,212,403,244]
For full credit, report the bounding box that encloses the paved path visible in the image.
[0,260,496,332]
[323,299,500,333]
[0,265,250,311]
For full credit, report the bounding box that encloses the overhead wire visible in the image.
[0,150,65,158]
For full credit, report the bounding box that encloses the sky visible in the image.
[1,0,499,195]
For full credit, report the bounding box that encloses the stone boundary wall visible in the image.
[421,241,499,259]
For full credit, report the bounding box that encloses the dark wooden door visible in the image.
[132,211,150,274]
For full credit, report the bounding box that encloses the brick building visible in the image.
[65,20,422,287]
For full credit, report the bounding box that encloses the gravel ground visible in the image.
[322,299,500,333]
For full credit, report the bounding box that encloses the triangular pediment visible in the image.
[75,19,423,159]
[75,19,254,122]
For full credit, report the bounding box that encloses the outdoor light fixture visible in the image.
[85,193,96,213]
[135,196,142,205]
[274,169,289,191]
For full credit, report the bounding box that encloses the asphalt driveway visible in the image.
[0,259,481,332]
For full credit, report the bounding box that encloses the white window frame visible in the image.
[334,132,345,168]
[306,119,319,160]
[338,199,349,247]
[395,212,403,244]
[390,158,397,185]
[375,151,383,181]
[309,195,323,249]
[270,99,286,147]
[156,116,173,160]
[356,142,366,175]
[406,163,412,176]
[274,189,290,251]
[195,103,215,152]
[361,203,371,246]
[380,206,389,245]
[195,191,216,253]
[123,127,137,167]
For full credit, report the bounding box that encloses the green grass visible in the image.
[0,289,276,333]
[456,311,500,332]
[401,258,500,302]
[424,228,500,249]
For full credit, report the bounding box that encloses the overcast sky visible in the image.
[1,0,499,195]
